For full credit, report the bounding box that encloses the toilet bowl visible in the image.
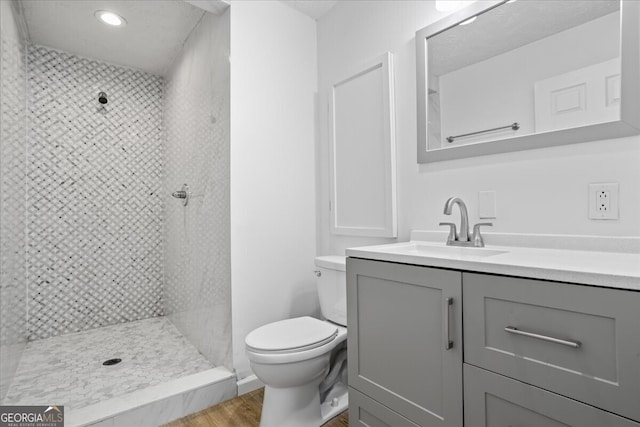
[245,256,348,427]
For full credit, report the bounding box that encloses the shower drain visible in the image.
[102,358,122,366]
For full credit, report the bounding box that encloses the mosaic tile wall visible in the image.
[163,11,232,369]
[0,0,28,402]
[26,45,165,340]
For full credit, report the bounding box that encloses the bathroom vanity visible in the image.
[345,237,640,426]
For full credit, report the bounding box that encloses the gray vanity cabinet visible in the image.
[347,257,640,426]
[346,258,463,427]
[349,388,420,427]
[464,364,640,427]
[463,272,640,423]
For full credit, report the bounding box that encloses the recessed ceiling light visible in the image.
[95,10,126,27]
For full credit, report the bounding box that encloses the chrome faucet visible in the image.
[439,197,492,247]
[442,197,469,241]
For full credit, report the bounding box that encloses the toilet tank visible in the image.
[315,256,347,326]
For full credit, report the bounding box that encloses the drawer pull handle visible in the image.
[504,326,581,349]
[444,297,453,350]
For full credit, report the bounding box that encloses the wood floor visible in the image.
[163,388,349,427]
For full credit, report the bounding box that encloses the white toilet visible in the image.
[245,256,348,427]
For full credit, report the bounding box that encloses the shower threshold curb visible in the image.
[66,367,236,427]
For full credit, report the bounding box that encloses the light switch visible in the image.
[478,191,496,219]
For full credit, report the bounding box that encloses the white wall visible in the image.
[317,1,640,257]
[230,0,318,379]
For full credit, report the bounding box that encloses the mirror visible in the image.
[416,0,640,163]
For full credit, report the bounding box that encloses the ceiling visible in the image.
[279,0,338,20]
[429,0,620,76]
[18,0,334,75]
[19,0,229,76]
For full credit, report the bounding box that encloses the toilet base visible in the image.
[320,382,348,423]
[260,382,323,427]
[259,382,349,427]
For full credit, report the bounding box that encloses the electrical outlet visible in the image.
[589,183,619,220]
[596,190,610,213]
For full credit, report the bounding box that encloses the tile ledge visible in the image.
[67,367,235,426]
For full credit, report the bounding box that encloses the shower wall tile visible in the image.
[0,0,28,402]
[26,45,165,339]
[163,11,232,369]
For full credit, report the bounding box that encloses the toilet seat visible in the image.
[246,317,347,365]
[246,316,338,354]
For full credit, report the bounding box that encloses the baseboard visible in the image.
[237,374,264,395]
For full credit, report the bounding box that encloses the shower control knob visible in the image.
[171,184,190,206]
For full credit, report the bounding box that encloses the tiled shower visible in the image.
[0,0,233,423]
[26,44,165,339]
[0,0,28,402]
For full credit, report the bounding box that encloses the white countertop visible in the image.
[345,236,640,291]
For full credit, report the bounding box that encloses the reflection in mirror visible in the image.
[429,0,620,149]
[416,0,640,163]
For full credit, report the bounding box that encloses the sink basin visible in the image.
[382,242,508,258]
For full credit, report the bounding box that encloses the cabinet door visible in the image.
[347,258,462,427]
[463,272,640,422]
[349,387,420,427]
[464,364,640,427]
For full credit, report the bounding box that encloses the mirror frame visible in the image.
[416,0,640,163]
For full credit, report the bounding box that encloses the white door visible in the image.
[534,58,620,132]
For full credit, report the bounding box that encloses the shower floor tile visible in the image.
[2,317,214,410]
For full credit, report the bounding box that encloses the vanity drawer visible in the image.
[464,364,640,427]
[463,272,640,422]
[349,387,420,427]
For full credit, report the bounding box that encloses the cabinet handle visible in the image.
[444,297,453,350]
[504,326,581,349]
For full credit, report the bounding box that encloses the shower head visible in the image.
[98,92,108,104]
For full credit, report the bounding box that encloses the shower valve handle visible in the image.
[172,184,190,206]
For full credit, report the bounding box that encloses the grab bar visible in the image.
[446,122,520,143]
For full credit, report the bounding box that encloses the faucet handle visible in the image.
[471,222,493,247]
[439,222,457,244]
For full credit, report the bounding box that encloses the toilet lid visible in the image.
[246,316,338,353]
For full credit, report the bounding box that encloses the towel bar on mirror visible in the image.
[447,122,520,143]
